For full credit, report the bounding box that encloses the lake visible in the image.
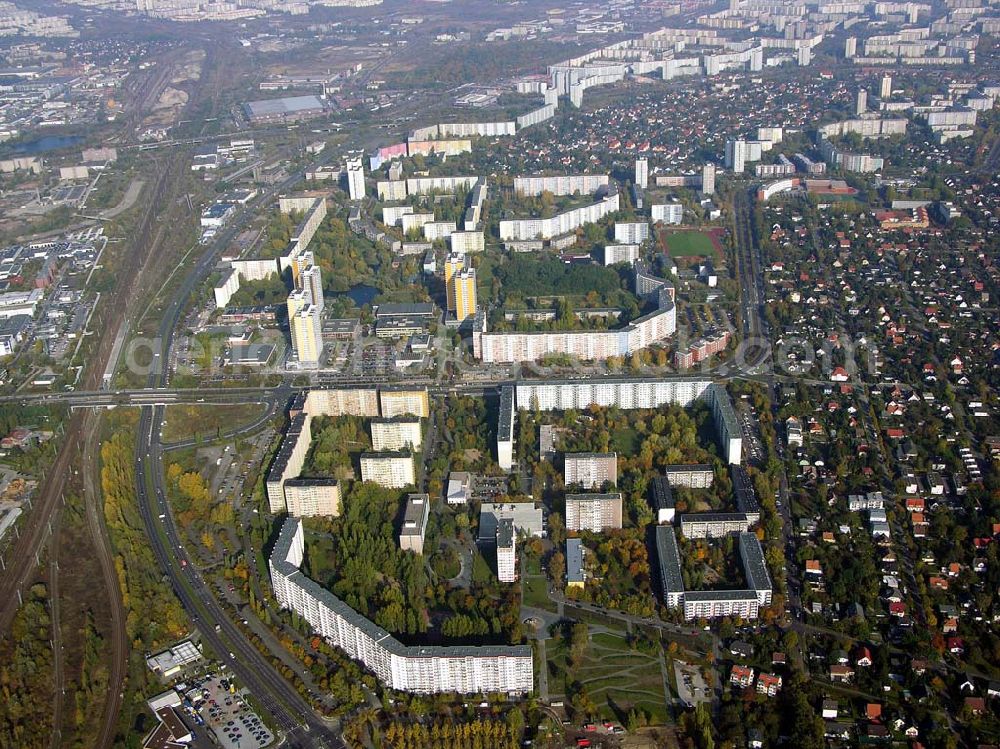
[10,134,85,156]
[345,284,379,307]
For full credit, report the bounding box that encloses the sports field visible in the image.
[664,230,716,257]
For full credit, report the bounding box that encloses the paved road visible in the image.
[135,405,344,748]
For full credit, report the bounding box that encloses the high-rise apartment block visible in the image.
[565,492,623,532]
[398,494,430,555]
[497,385,515,471]
[496,518,516,582]
[370,417,423,452]
[379,387,430,418]
[845,36,857,58]
[725,139,749,174]
[856,89,868,115]
[635,158,648,189]
[614,221,650,244]
[283,479,341,517]
[651,203,683,225]
[360,452,416,488]
[701,163,716,195]
[287,258,324,368]
[450,268,477,322]
[564,452,618,489]
[880,74,892,99]
[346,155,365,201]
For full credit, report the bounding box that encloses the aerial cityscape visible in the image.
[0,0,999,747]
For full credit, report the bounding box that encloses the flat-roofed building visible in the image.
[360,452,415,488]
[566,538,585,589]
[446,471,472,504]
[371,417,423,452]
[496,518,516,582]
[683,590,760,620]
[738,532,772,606]
[399,494,430,554]
[680,512,751,539]
[284,478,341,517]
[650,476,676,523]
[145,640,203,679]
[564,452,617,489]
[655,526,685,607]
[663,463,715,489]
[270,518,533,694]
[497,385,515,471]
[478,502,544,541]
[565,493,623,532]
[379,387,430,418]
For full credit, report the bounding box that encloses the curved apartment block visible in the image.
[269,518,534,695]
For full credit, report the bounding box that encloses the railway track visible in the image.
[82,410,129,749]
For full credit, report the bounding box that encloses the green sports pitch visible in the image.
[665,230,716,257]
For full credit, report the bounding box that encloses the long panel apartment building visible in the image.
[512,379,741,463]
[270,519,533,694]
[680,512,752,539]
[513,174,610,196]
[498,187,619,240]
[656,529,771,620]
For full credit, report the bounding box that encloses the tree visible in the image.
[549,551,566,585]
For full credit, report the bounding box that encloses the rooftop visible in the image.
[401,494,430,537]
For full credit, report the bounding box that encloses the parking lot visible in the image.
[191,674,273,749]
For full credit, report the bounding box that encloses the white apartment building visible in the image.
[603,243,639,266]
[499,190,620,240]
[635,158,648,189]
[475,289,675,364]
[371,417,423,452]
[680,512,751,539]
[651,203,683,225]
[377,180,408,201]
[683,591,761,620]
[405,176,479,195]
[496,518,516,582]
[270,519,533,694]
[283,479,341,517]
[513,174,609,196]
[564,452,618,489]
[614,221,650,244]
[497,385,515,471]
[379,388,430,418]
[565,493,623,532]
[360,452,416,488]
[346,155,365,200]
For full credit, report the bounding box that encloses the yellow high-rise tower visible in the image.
[444,252,466,316]
[451,268,477,322]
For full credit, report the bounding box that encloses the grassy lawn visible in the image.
[610,426,640,455]
[665,230,714,257]
[523,576,556,611]
[552,629,670,725]
[162,403,268,442]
